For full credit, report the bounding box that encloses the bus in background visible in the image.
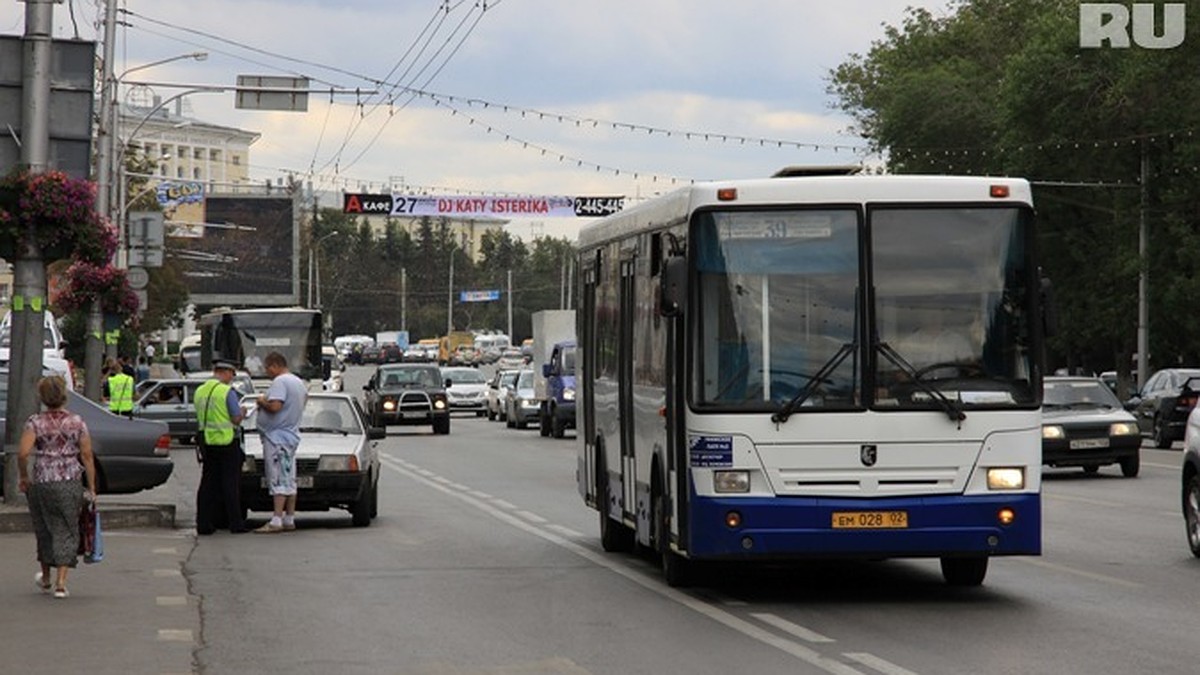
[177,334,202,375]
[198,307,325,390]
[576,172,1048,587]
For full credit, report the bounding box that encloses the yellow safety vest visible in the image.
[195,380,235,446]
[107,372,134,413]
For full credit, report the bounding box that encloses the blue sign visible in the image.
[460,290,501,303]
[689,435,733,468]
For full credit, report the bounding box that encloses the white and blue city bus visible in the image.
[199,307,326,391]
[576,171,1046,587]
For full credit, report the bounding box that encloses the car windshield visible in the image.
[0,324,56,349]
[380,367,440,388]
[245,397,359,434]
[517,370,534,389]
[1043,380,1122,409]
[446,369,486,385]
[500,371,519,387]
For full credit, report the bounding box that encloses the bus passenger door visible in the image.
[619,258,637,525]
[579,262,598,504]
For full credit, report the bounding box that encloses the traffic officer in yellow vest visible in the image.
[103,358,135,418]
[194,360,248,535]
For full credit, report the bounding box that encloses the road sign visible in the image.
[127,266,149,290]
[127,247,164,267]
[235,75,309,112]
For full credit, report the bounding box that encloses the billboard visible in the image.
[343,193,625,218]
[172,193,299,306]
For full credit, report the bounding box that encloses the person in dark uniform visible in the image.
[194,360,248,535]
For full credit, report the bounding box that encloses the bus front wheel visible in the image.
[940,556,988,587]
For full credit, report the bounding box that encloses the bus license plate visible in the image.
[1070,438,1109,449]
[831,511,908,529]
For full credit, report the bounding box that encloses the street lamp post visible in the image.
[312,231,339,339]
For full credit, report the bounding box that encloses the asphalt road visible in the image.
[183,365,1199,675]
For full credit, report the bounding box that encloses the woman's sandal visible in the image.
[34,572,50,593]
[53,587,69,599]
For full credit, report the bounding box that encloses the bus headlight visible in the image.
[1110,422,1138,436]
[714,470,750,493]
[987,467,1025,490]
[563,387,576,401]
[1042,425,1064,440]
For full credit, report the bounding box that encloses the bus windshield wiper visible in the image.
[771,342,855,426]
[876,341,966,426]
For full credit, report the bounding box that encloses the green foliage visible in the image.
[827,0,1200,374]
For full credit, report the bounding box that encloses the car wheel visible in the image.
[1185,474,1200,558]
[487,407,496,421]
[551,414,566,439]
[1119,453,1140,478]
[433,416,451,435]
[1154,417,1172,449]
[506,409,515,428]
[350,482,372,527]
[369,474,379,519]
[940,556,988,586]
[539,408,551,437]
[476,410,486,418]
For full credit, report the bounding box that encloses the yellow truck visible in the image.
[438,331,476,366]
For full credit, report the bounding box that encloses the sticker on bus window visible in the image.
[689,435,733,467]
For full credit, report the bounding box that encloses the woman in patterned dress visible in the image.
[17,376,97,599]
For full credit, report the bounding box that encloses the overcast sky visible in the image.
[2,0,956,238]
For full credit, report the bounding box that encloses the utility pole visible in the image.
[4,0,54,504]
[84,0,118,402]
[1137,144,1149,389]
[400,267,407,333]
[506,269,512,340]
[308,197,318,308]
[446,249,455,334]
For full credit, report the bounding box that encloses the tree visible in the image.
[826,0,1200,377]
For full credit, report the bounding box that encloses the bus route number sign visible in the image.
[831,511,909,529]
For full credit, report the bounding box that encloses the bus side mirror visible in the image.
[1040,276,1058,338]
[659,256,686,318]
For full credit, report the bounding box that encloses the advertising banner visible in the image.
[344,193,624,218]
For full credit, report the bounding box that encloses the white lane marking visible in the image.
[152,547,179,555]
[416,469,435,477]
[156,596,188,607]
[490,498,518,510]
[153,568,182,578]
[1143,461,1178,470]
[546,524,583,539]
[515,510,548,524]
[156,629,193,642]
[751,612,835,643]
[449,483,470,491]
[1044,493,1123,508]
[468,490,493,500]
[432,475,452,484]
[844,652,920,675]
[378,453,870,675]
[1013,557,1141,589]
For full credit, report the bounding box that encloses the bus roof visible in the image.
[577,174,1033,249]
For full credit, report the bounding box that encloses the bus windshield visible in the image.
[692,209,861,409]
[205,310,322,382]
[872,207,1036,409]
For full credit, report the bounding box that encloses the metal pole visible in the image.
[85,0,117,398]
[4,0,54,504]
[506,268,512,340]
[447,250,455,334]
[400,267,407,333]
[1137,144,1149,389]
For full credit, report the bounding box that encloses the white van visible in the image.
[0,310,74,389]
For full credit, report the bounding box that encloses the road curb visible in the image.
[0,503,176,533]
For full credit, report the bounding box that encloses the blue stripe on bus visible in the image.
[686,493,1041,559]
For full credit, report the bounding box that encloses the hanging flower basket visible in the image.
[53,261,140,319]
[0,170,118,264]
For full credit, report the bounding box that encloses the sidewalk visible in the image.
[0,444,199,533]
[0,446,201,675]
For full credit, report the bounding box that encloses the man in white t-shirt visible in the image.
[253,352,308,533]
[144,343,156,361]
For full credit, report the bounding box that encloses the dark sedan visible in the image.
[0,371,173,494]
[1126,367,1200,449]
[1043,376,1141,477]
[362,364,450,434]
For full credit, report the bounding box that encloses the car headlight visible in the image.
[713,470,750,493]
[563,387,576,401]
[318,455,359,472]
[987,467,1025,490]
[1042,425,1064,440]
[382,400,396,411]
[1110,422,1138,436]
[434,399,446,410]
